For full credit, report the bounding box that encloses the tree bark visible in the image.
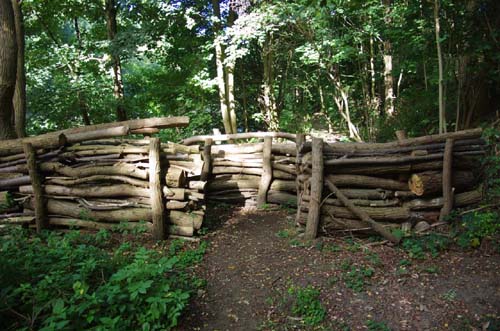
[257,137,273,206]
[261,32,279,131]
[74,17,91,125]
[105,0,127,121]
[23,143,48,232]
[0,0,17,140]
[305,138,323,240]
[439,139,454,221]
[434,0,446,133]
[212,0,233,134]
[149,138,166,239]
[11,0,25,137]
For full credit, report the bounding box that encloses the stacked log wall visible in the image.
[296,129,486,237]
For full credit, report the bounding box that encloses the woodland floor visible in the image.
[176,206,500,331]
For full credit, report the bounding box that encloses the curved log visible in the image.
[40,162,148,180]
[182,131,296,145]
[47,175,149,187]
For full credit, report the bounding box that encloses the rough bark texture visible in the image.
[305,138,323,240]
[105,0,127,121]
[149,138,166,240]
[0,0,17,140]
[201,138,212,181]
[439,139,454,221]
[182,132,296,145]
[11,0,25,137]
[257,137,273,207]
[23,143,47,232]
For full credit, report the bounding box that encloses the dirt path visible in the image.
[177,208,500,331]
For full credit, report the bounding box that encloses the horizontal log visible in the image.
[321,128,482,153]
[188,181,206,191]
[212,166,294,180]
[296,213,400,232]
[302,195,400,207]
[0,175,30,188]
[40,162,148,180]
[404,187,483,210]
[49,217,152,231]
[320,205,410,221]
[207,178,296,192]
[408,170,476,196]
[182,131,296,145]
[166,200,189,210]
[169,225,193,237]
[170,210,203,230]
[47,175,149,188]
[325,175,407,191]
[0,216,35,224]
[20,184,150,198]
[27,199,151,222]
[267,191,297,207]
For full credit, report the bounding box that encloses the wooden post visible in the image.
[149,138,166,240]
[395,130,407,141]
[439,138,454,221]
[200,138,213,181]
[305,137,323,240]
[22,142,48,232]
[295,134,306,223]
[325,177,401,244]
[257,137,273,207]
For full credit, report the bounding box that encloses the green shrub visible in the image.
[366,319,391,331]
[402,234,451,259]
[343,265,374,293]
[0,228,205,330]
[287,285,326,326]
[456,211,500,248]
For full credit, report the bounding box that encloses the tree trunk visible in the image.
[11,0,25,137]
[434,0,446,133]
[212,0,233,134]
[0,0,17,140]
[74,17,91,125]
[105,0,127,121]
[382,0,395,117]
[261,32,279,131]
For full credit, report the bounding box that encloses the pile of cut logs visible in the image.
[297,129,486,242]
[0,117,208,239]
[182,132,299,208]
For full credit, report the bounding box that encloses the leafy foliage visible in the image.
[0,228,206,330]
[287,284,326,326]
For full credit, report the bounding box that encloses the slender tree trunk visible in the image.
[0,0,17,140]
[261,33,279,131]
[212,0,232,134]
[434,0,446,133]
[240,65,249,132]
[382,0,395,117]
[11,0,25,137]
[105,0,127,121]
[74,17,91,125]
[226,8,237,134]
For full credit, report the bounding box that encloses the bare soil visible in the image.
[176,207,500,331]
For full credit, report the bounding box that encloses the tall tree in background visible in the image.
[434,0,446,133]
[0,0,17,140]
[382,0,395,117]
[212,0,237,134]
[11,0,26,137]
[105,0,127,121]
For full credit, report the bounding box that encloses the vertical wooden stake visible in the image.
[23,142,48,232]
[295,134,306,223]
[200,138,213,181]
[257,136,273,207]
[395,130,407,142]
[439,138,454,221]
[149,137,166,240]
[305,137,323,240]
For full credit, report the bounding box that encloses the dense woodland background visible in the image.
[0,0,499,142]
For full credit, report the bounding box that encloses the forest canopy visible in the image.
[1,0,498,142]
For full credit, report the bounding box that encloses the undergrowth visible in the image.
[0,228,206,330]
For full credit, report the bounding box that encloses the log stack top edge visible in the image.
[181,131,297,145]
[0,116,190,156]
